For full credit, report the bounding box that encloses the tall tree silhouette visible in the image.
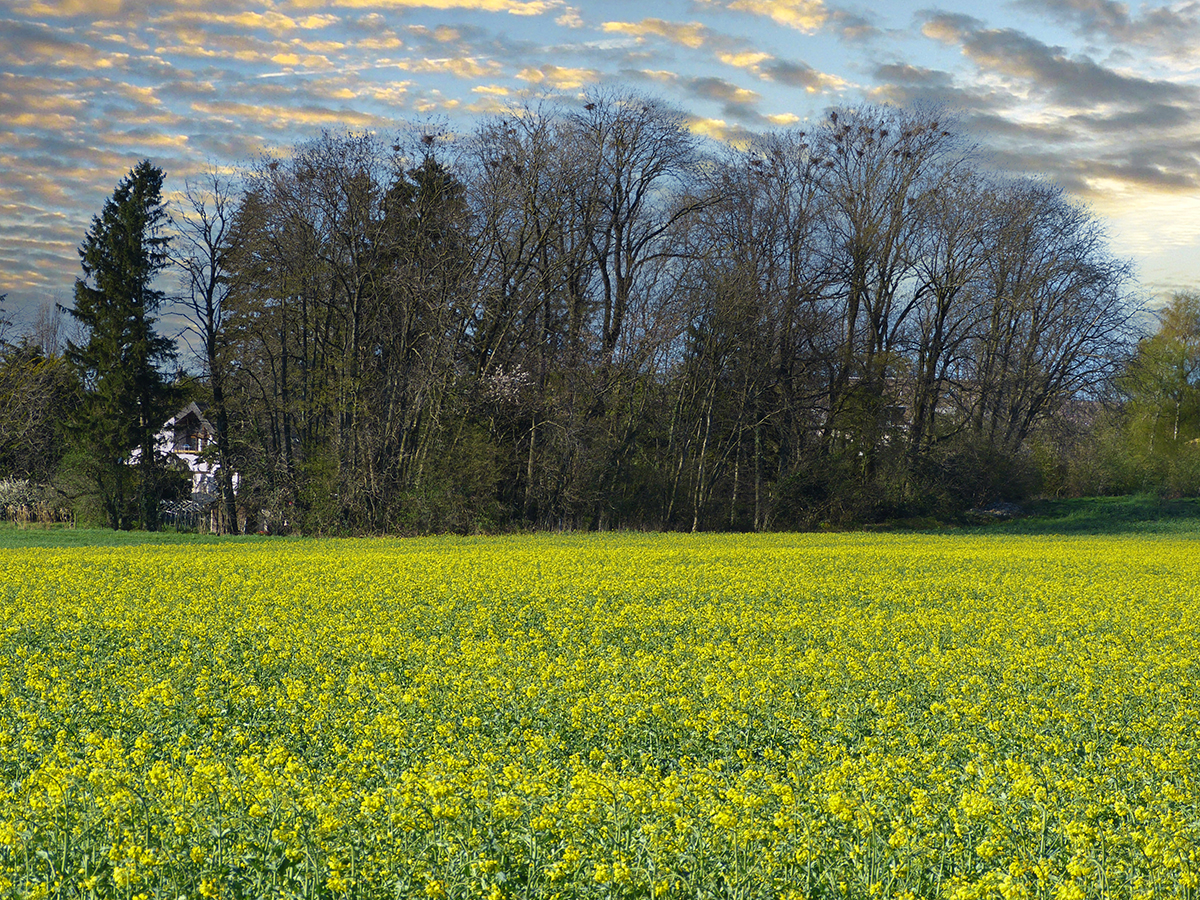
[67,160,181,529]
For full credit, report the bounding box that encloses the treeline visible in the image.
[3,93,1181,533]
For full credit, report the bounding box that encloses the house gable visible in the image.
[166,402,216,455]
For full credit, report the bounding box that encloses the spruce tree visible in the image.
[67,160,181,530]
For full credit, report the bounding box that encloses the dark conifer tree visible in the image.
[66,160,181,530]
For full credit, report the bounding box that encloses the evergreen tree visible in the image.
[66,160,181,530]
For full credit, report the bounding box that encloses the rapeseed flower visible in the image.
[0,533,1197,897]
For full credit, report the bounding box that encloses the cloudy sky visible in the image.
[3,0,1200,327]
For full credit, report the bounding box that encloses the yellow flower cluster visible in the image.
[1,532,1198,898]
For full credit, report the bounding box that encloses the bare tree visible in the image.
[173,167,240,531]
[813,106,963,473]
[465,106,592,521]
[667,135,829,530]
[902,168,993,459]
[565,91,703,370]
[970,180,1137,454]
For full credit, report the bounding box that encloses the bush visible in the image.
[0,478,74,525]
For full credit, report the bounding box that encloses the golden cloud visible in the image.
[920,18,961,44]
[602,19,709,49]
[638,69,679,84]
[6,112,77,130]
[190,99,383,129]
[723,84,761,105]
[0,79,86,115]
[516,64,597,89]
[98,130,192,150]
[152,8,340,35]
[556,7,583,27]
[356,36,405,50]
[396,57,504,78]
[719,51,771,69]
[465,95,514,114]
[12,34,110,69]
[297,40,346,53]
[686,116,743,143]
[95,31,150,52]
[154,28,276,63]
[202,11,338,36]
[113,82,165,107]
[811,73,846,92]
[15,0,123,16]
[298,15,341,29]
[414,93,462,112]
[367,83,414,105]
[701,0,828,32]
[290,0,562,14]
[516,64,595,88]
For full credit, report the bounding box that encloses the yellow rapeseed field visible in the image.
[1,532,1198,899]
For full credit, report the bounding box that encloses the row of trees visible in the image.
[5,92,1194,532]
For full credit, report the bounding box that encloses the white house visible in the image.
[152,401,238,495]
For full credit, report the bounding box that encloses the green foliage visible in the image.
[1106,291,1200,496]
[0,341,78,482]
[65,160,182,530]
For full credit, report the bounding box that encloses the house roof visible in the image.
[165,400,216,435]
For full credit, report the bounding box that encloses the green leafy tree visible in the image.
[66,160,182,529]
[1117,291,1200,494]
[0,340,78,482]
